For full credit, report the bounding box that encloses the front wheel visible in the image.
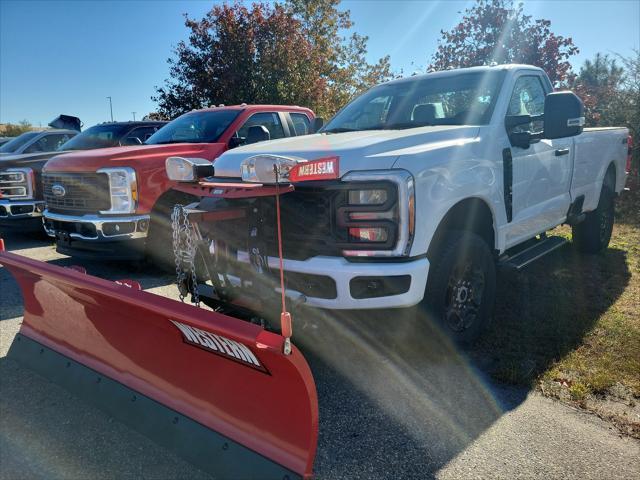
[572,183,615,254]
[423,231,496,345]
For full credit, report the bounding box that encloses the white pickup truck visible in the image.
[167,64,630,343]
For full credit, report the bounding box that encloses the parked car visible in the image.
[0,137,15,147]
[42,105,315,261]
[166,64,630,343]
[0,129,77,157]
[0,121,165,231]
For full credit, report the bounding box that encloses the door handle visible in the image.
[555,148,570,156]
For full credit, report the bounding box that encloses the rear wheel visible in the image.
[572,182,615,254]
[423,231,496,345]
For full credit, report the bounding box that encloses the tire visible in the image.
[572,182,615,254]
[423,231,496,345]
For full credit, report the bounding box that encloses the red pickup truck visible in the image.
[42,104,315,262]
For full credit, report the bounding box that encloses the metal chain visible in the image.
[171,204,185,301]
[171,204,199,307]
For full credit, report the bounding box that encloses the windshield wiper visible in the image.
[383,121,435,130]
[322,127,357,134]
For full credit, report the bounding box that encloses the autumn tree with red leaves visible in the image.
[153,3,324,118]
[154,1,392,118]
[429,0,578,86]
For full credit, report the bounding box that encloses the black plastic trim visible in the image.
[502,148,513,223]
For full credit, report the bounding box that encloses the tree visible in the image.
[429,0,578,86]
[285,0,392,115]
[142,111,171,121]
[573,53,625,126]
[153,3,325,118]
[616,50,639,178]
[0,120,35,137]
[153,1,392,119]
[574,50,639,179]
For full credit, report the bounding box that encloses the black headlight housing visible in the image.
[338,170,415,258]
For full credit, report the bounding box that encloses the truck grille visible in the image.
[263,187,346,260]
[43,172,110,214]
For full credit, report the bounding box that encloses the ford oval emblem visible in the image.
[51,184,66,197]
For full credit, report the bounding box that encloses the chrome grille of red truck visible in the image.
[43,172,111,214]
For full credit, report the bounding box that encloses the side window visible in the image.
[24,133,72,153]
[127,126,161,143]
[290,113,311,136]
[507,76,546,133]
[236,112,285,141]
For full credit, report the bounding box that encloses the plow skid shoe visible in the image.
[1,250,318,479]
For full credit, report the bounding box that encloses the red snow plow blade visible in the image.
[0,246,318,479]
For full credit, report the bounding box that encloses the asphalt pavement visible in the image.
[1,230,638,479]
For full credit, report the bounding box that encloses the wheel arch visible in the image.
[150,188,198,219]
[604,161,616,190]
[427,197,497,258]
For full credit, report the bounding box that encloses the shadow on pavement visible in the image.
[0,228,50,251]
[295,307,528,479]
[473,244,630,385]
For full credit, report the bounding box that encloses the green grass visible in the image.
[473,187,640,436]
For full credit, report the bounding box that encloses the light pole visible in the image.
[132,112,136,121]
[106,96,114,122]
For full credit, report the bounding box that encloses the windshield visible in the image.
[323,71,505,133]
[145,110,240,145]
[0,131,40,153]
[59,124,131,150]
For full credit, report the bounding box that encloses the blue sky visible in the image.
[1,0,638,128]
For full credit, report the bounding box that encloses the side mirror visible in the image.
[544,91,584,139]
[122,136,143,146]
[245,125,270,145]
[312,117,324,133]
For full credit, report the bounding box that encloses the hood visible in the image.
[44,143,227,172]
[0,151,69,171]
[213,126,480,178]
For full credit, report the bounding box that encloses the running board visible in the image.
[499,236,567,270]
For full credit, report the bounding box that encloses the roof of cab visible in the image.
[385,63,546,86]
[190,104,314,115]
[93,120,167,126]
[38,129,79,135]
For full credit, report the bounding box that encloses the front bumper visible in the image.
[43,210,150,241]
[0,199,45,219]
[236,254,429,309]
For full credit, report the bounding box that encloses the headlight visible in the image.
[166,157,214,182]
[340,170,415,258]
[0,168,34,199]
[97,167,137,214]
[348,189,388,205]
